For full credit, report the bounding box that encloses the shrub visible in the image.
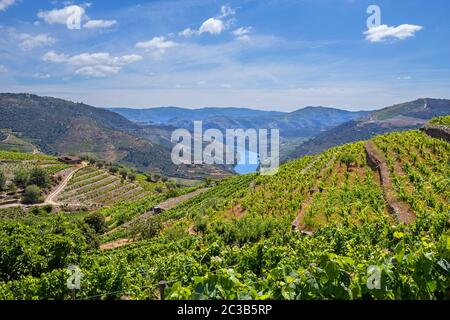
[108,166,119,174]
[21,185,43,204]
[128,172,136,182]
[0,171,6,191]
[29,167,50,188]
[42,205,53,214]
[13,169,29,188]
[119,169,128,179]
[83,213,107,234]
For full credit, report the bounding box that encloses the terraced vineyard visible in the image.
[56,167,151,208]
[0,151,71,206]
[0,124,448,300]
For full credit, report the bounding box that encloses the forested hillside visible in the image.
[0,94,233,178]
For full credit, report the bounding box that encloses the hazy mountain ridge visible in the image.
[108,107,284,124]
[285,98,450,161]
[110,105,369,138]
[0,93,233,178]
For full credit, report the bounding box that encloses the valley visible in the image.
[0,116,448,300]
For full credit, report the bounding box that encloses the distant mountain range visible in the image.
[285,98,450,161]
[109,106,369,139]
[0,93,232,178]
[109,107,284,124]
[1,93,448,177]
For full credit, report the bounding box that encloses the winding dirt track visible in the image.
[0,165,84,209]
[45,166,84,205]
[364,141,416,224]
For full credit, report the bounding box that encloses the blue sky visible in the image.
[0,0,449,111]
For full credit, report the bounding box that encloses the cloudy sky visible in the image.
[0,0,449,111]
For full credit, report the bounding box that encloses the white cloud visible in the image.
[199,18,225,35]
[38,5,86,25]
[178,28,196,38]
[42,51,67,63]
[220,5,235,18]
[397,76,412,80]
[83,19,117,29]
[233,27,252,41]
[43,51,141,66]
[33,73,51,79]
[18,33,55,50]
[75,65,120,77]
[42,51,142,77]
[38,5,116,30]
[0,0,15,11]
[220,83,232,88]
[178,5,236,37]
[364,24,423,43]
[0,65,8,73]
[135,36,178,57]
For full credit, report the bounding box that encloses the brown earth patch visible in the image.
[364,141,416,224]
[100,238,132,250]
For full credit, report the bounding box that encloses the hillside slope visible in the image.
[0,94,233,178]
[2,122,447,300]
[286,98,450,160]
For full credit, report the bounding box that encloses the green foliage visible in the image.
[13,169,29,188]
[119,168,128,179]
[128,172,136,182]
[21,185,43,204]
[0,216,87,282]
[0,130,448,300]
[429,115,450,126]
[29,167,50,188]
[340,153,356,170]
[0,170,6,191]
[83,213,107,234]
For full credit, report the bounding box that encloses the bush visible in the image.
[0,171,6,191]
[194,214,208,234]
[108,166,119,174]
[77,222,100,250]
[83,213,107,234]
[133,218,161,240]
[29,167,50,188]
[119,169,128,180]
[128,173,136,182]
[43,205,53,214]
[21,185,43,204]
[13,169,29,188]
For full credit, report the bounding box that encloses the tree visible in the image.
[83,213,107,234]
[29,167,50,188]
[340,153,356,171]
[13,169,29,189]
[128,172,136,182]
[119,169,128,180]
[22,185,43,204]
[0,171,6,191]
[108,166,119,174]
[204,177,213,187]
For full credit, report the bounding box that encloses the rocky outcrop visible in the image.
[421,124,450,142]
